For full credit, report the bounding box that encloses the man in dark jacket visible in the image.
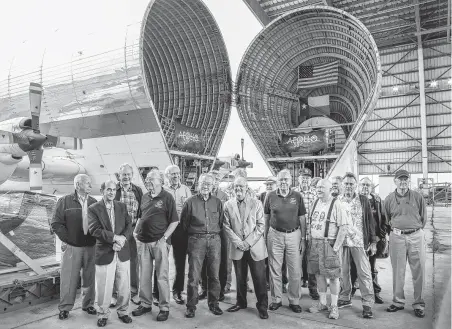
[89,180,133,327]
[113,163,143,306]
[350,177,387,304]
[51,174,97,320]
[338,172,376,319]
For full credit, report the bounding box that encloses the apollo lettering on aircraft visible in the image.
[279,129,328,154]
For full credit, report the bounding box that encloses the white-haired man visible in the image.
[264,169,307,313]
[111,163,143,306]
[51,174,97,320]
[132,169,179,322]
[163,164,191,304]
[181,173,225,318]
[224,176,269,319]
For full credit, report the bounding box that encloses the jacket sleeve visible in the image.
[51,197,70,243]
[377,198,388,237]
[223,202,243,248]
[122,204,133,240]
[245,201,265,247]
[364,197,376,243]
[88,205,115,244]
[180,200,190,232]
[135,185,143,219]
[418,192,427,228]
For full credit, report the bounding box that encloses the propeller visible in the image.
[0,83,79,192]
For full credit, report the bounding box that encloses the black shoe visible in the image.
[132,305,152,317]
[414,309,425,318]
[386,304,404,312]
[219,292,225,302]
[282,284,287,293]
[198,290,207,300]
[58,311,69,320]
[374,293,384,304]
[259,309,269,319]
[268,302,282,311]
[227,304,246,312]
[338,300,352,309]
[157,311,169,321]
[173,292,185,305]
[309,289,320,300]
[363,306,373,319]
[289,304,302,313]
[97,318,107,327]
[185,308,195,318]
[302,280,308,288]
[209,304,223,315]
[224,286,231,294]
[118,315,132,323]
[131,295,141,306]
[82,306,97,315]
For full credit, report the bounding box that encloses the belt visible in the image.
[271,226,300,234]
[392,227,421,235]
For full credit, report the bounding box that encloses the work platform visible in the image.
[1,207,450,329]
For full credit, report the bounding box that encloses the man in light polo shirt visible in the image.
[384,170,427,318]
[264,169,306,313]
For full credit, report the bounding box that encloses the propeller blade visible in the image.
[29,82,42,132]
[28,149,43,192]
[43,135,78,150]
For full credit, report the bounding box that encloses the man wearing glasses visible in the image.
[132,170,179,322]
[384,170,427,318]
[264,169,306,313]
[181,173,225,319]
[223,176,268,319]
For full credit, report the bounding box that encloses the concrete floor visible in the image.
[2,207,450,329]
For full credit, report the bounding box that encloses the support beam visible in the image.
[448,0,451,41]
[242,0,272,26]
[414,0,429,182]
[414,26,450,36]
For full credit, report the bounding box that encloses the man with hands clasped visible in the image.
[223,177,269,319]
[88,180,133,327]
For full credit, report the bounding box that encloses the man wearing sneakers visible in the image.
[384,170,427,318]
[338,172,377,319]
[307,179,349,319]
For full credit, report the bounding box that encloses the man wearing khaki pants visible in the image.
[384,169,427,318]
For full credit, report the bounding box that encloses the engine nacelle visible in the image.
[0,153,22,185]
[0,117,30,133]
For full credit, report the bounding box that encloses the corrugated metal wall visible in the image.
[358,39,451,175]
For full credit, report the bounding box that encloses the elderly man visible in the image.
[384,170,427,318]
[349,177,387,304]
[132,169,179,322]
[151,164,192,305]
[259,176,277,203]
[224,176,269,319]
[307,179,349,320]
[264,169,306,313]
[181,173,224,318]
[112,163,143,306]
[51,174,97,320]
[88,181,133,327]
[294,168,319,299]
[331,176,343,197]
[199,169,231,300]
[338,172,376,319]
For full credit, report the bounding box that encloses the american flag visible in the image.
[297,61,339,89]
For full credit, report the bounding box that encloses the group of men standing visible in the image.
[51,161,427,326]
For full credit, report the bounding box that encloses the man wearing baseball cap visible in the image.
[383,169,427,318]
[294,168,319,300]
[259,177,277,203]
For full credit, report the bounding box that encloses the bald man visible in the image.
[51,174,98,320]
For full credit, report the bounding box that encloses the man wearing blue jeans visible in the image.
[181,173,225,319]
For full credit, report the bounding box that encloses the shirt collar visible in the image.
[395,189,410,197]
[166,182,181,190]
[276,188,292,197]
[197,193,211,201]
[120,183,133,192]
[103,199,114,209]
